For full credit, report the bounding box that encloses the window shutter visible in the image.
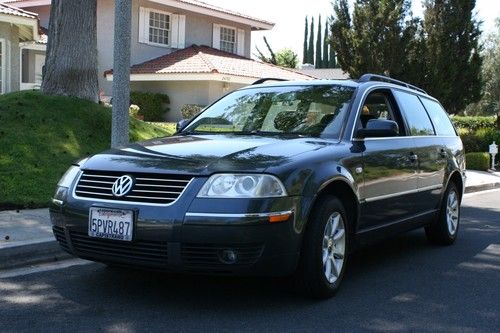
[237,29,245,56]
[170,14,179,48]
[138,7,148,43]
[178,15,186,48]
[212,24,221,49]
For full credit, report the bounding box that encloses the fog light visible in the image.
[219,249,237,264]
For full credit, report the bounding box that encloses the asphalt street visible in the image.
[1,190,499,332]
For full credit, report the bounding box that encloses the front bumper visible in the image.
[50,193,303,276]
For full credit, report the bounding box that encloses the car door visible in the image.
[355,89,420,231]
[393,90,446,213]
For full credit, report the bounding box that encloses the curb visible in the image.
[464,182,500,194]
[0,238,71,271]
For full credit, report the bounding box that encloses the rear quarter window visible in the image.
[393,90,435,136]
[420,98,457,136]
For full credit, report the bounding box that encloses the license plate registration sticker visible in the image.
[88,207,134,241]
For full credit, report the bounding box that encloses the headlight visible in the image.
[57,165,81,188]
[198,174,287,198]
[53,165,81,205]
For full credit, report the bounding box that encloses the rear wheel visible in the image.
[425,182,460,245]
[294,195,350,298]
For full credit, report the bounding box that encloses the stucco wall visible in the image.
[98,0,252,96]
[0,22,20,92]
[130,80,246,121]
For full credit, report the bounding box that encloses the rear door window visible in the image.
[420,98,456,136]
[393,90,435,136]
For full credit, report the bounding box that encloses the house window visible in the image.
[220,26,236,53]
[148,11,170,45]
[213,25,245,56]
[139,8,185,48]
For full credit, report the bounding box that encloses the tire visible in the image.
[425,182,461,245]
[293,195,350,298]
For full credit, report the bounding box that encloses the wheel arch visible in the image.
[305,177,360,236]
[446,170,464,201]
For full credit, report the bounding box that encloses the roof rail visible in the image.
[252,78,288,85]
[358,74,427,94]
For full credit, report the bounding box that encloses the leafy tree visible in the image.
[276,49,299,68]
[329,0,421,81]
[42,0,98,102]
[255,36,277,64]
[303,17,309,64]
[255,37,298,68]
[308,17,315,64]
[464,18,500,121]
[316,14,323,68]
[423,0,483,114]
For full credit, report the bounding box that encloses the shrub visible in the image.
[460,128,500,153]
[465,152,490,171]
[451,116,496,132]
[130,91,170,121]
[181,104,205,119]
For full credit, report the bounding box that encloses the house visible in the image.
[0,3,43,94]
[296,68,349,80]
[1,0,311,120]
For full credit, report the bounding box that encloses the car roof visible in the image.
[243,79,437,101]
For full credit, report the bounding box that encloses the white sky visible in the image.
[204,0,500,60]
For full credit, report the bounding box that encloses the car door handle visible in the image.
[409,153,418,162]
[440,148,447,158]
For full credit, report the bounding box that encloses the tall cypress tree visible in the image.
[323,21,330,68]
[308,16,315,65]
[423,0,482,114]
[329,44,337,68]
[303,16,309,64]
[316,15,323,68]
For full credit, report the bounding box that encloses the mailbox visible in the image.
[489,141,498,170]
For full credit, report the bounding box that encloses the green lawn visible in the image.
[0,91,174,209]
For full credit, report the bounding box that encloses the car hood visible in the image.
[82,134,330,175]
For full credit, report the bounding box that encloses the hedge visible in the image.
[465,152,491,171]
[451,116,496,132]
[130,91,170,122]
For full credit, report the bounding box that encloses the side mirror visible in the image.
[176,119,190,132]
[357,119,399,138]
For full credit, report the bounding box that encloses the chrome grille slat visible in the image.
[76,190,114,196]
[79,179,115,185]
[75,171,193,205]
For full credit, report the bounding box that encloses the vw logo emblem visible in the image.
[112,175,134,197]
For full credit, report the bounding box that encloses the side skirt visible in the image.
[353,209,438,248]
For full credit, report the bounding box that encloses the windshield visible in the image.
[181,85,355,137]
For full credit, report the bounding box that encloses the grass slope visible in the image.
[0,91,173,209]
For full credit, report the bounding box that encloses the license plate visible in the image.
[88,207,134,241]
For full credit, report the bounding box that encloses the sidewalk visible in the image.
[1,170,499,271]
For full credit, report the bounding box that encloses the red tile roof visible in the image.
[106,45,312,81]
[0,2,37,19]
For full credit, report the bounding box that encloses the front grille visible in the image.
[69,231,168,266]
[75,170,193,204]
[53,226,70,252]
[181,243,264,273]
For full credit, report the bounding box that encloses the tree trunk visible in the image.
[111,0,131,148]
[41,0,98,102]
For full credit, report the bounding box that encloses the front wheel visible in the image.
[425,182,461,245]
[294,195,350,298]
